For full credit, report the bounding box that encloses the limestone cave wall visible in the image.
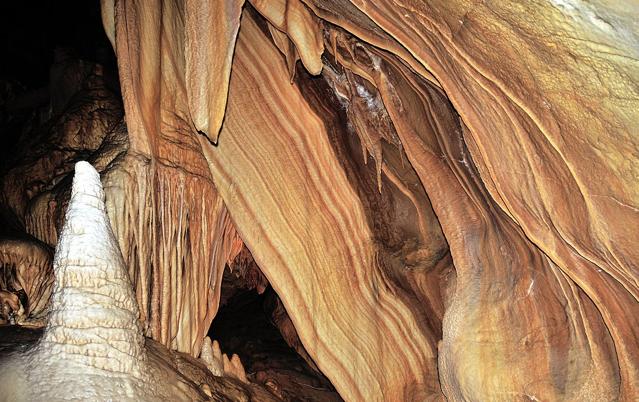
[0,1,637,401]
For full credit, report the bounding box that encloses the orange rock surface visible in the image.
[4,0,636,400]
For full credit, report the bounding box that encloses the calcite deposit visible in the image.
[0,0,637,401]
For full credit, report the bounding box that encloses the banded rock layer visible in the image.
[98,0,638,401]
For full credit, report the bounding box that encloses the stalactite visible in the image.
[103,157,242,356]
[249,0,324,75]
[184,0,245,143]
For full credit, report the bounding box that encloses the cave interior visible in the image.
[0,0,637,401]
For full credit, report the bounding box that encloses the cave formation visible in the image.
[0,0,637,401]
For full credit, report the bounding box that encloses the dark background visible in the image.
[0,0,112,88]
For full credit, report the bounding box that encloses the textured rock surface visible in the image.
[202,14,443,400]
[99,1,638,400]
[0,238,53,324]
[0,0,637,401]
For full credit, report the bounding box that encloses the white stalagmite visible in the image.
[37,161,145,374]
[0,162,273,402]
[16,161,150,401]
[0,162,260,401]
[199,336,224,376]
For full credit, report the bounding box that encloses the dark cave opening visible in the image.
[209,267,342,402]
[0,0,115,88]
[0,0,120,172]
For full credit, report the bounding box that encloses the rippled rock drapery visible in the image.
[98,0,639,401]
